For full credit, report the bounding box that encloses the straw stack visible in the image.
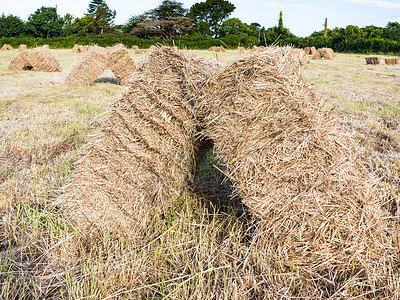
[8,51,31,71]
[57,47,218,234]
[8,46,61,72]
[65,46,109,85]
[304,46,317,55]
[1,44,14,50]
[18,44,27,51]
[72,44,80,53]
[238,46,245,55]
[385,56,400,65]
[313,47,336,60]
[108,44,137,85]
[26,46,61,72]
[197,46,398,294]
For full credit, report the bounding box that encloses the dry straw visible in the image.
[66,44,137,85]
[237,46,245,55]
[18,44,27,51]
[1,44,14,50]
[65,46,109,85]
[366,55,400,65]
[57,46,218,235]
[8,46,61,72]
[72,44,91,53]
[108,44,137,85]
[197,46,399,295]
[132,45,139,50]
[313,47,336,60]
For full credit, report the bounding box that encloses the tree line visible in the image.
[0,0,399,53]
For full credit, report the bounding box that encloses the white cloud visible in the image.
[342,0,400,9]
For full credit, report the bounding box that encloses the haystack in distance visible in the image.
[197,46,398,295]
[208,46,227,52]
[304,46,317,55]
[8,46,61,72]
[57,47,218,234]
[65,44,136,86]
[366,55,399,65]
[18,44,27,51]
[1,44,14,50]
[312,47,336,59]
[72,44,91,53]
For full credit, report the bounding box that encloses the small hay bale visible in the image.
[291,48,309,65]
[220,46,227,52]
[365,55,386,65]
[1,44,14,51]
[135,49,147,54]
[315,47,335,60]
[108,44,136,85]
[18,44,27,51]
[8,51,31,71]
[26,46,61,72]
[72,44,80,53]
[238,46,245,55]
[132,45,139,50]
[197,46,398,294]
[310,46,317,55]
[42,44,49,49]
[304,47,311,55]
[384,56,399,65]
[8,46,61,72]
[65,46,109,86]
[57,46,218,234]
[312,50,321,60]
[78,45,90,53]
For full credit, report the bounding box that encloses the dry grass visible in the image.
[1,48,400,299]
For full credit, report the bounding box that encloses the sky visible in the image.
[1,0,400,37]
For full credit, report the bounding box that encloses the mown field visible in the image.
[0,49,399,299]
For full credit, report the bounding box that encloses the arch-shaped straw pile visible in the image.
[196,46,398,294]
[57,47,218,235]
[66,44,137,85]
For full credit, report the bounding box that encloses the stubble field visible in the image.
[0,49,399,299]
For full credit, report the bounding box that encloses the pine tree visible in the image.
[88,0,104,14]
[278,11,283,30]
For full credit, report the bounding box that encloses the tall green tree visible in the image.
[0,14,25,37]
[132,0,192,39]
[26,7,63,38]
[278,11,283,31]
[189,0,235,37]
[219,18,251,37]
[85,0,116,34]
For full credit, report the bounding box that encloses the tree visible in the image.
[189,0,235,37]
[85,0,116,34]
[26,7,63,38]
[132,0,192,39]
[219,18,251,37]
[278,11,283,31]
[66,15,93,36]
[123,15,146,34]
[0,14,25,37]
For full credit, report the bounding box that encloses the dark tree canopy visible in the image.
[26,7,63,38]
[85,0,116,34]
[131,0,192,39]
[189,0,235,37]
[0,14,25,37]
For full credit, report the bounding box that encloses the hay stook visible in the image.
[197,46,398,295]
[57,46,219,235]
[8,46,61,72]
